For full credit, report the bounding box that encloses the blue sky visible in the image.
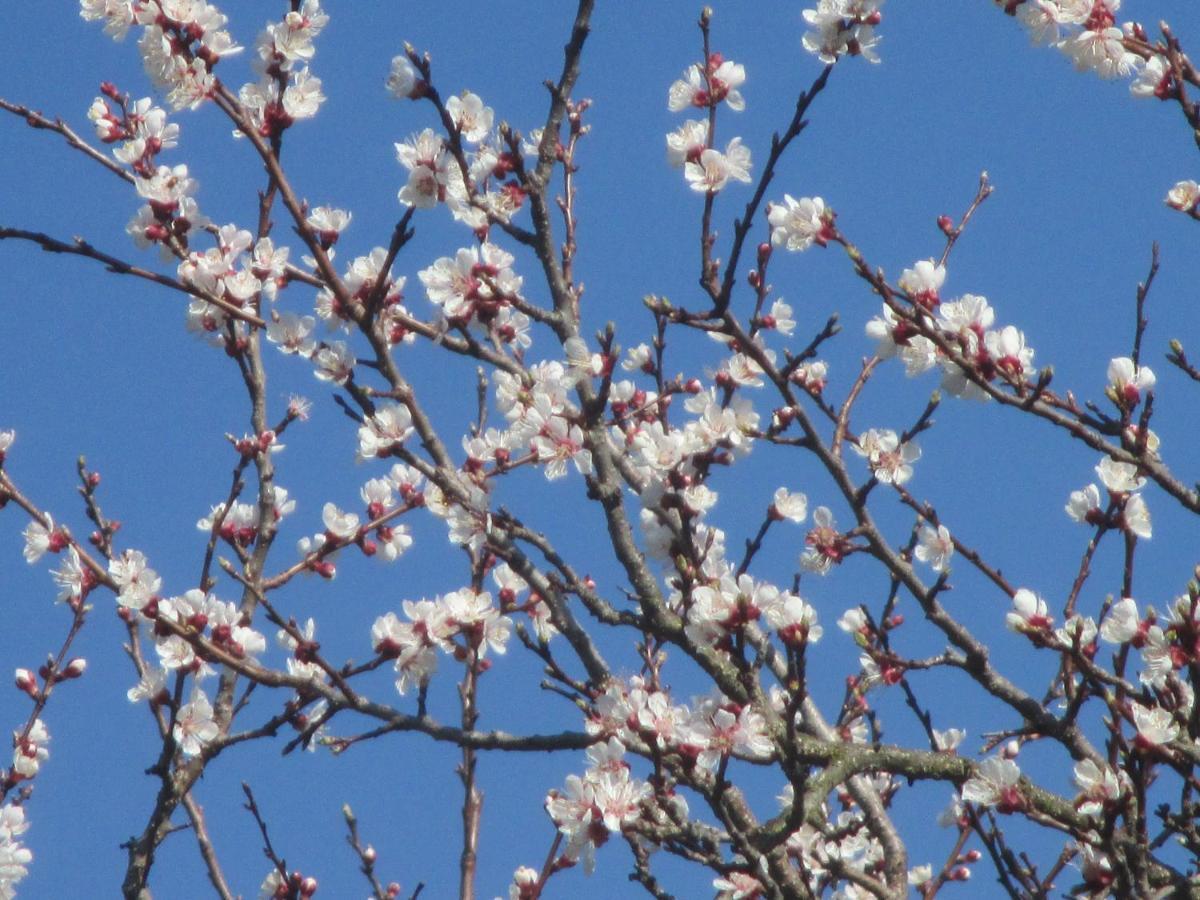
[2,2,1200,898]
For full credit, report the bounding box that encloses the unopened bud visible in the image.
[1002,740,1020,759]
[937,215,954,235]
[14,669,37,698]
[950,866,971,881]
[62,658,87,680]
[300,876,318,897]
[386,885,401,899]
[363,845,377,864]
[964,849,981,862]
[87,472,101,488]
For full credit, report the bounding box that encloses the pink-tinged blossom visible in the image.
[395,128,449,209]
[685,138,752,193]
[109,549,162,611]
[1166,180,1200,213]
[1017,0,1066,45]
[80,0,136,40]
[899,259,946,308]
[372,609,439,695]
[279,618,324,681]
[768,195,833,251]
[1138,625,1173,688]
[506,866,539,900]
[852,428,919,485]
[446,92,494,143]
[1096,456,1144,494]
[321,502,360,540]
[1131,54,1172,98]
[51,546,89,603]
[801,506,848,574]
[1055,614,1097,651]
[838,607,870,640]
[667,58,746,112]
[174,689,219,757]
[0,802,32,895]
[770,487,808,523]
[206,599,267,660]
[11,719,50,779]
[386,55,422,99]
[1122,493,1151,539]
[256,0,328,69]
[306,206,350,246]
[441,589,512,657]
[1065,483,1102,524]
[865,305,938,376]
[266,312,316,356]
[529,413,592,481]
[983,325,1034,382]
[680,703,774,770]
[1131,702,1178,748]
[915,523,954,572]
[357,402,414,460]
[22,516,62,564]
[1061,27,1139,79]
[685,573,781,646]
[665,119,708,168]
[764,593,823,647]
[1107,357,1155,407]
[545,775,601,874]
[802,0,884,64]
[590,770,650,834]
[155,634,196,671]
[763,298,796,336]
[933,728,965,753]
[713,872,764,899]
[960,756,1023,811]
[1073,758,1126,817]
[1099,597,1139,644]
[281,69,325,119]
[127,667,168,704]
[1006,588,1052,633]
[312,340,356,384]
[419,243,522,323]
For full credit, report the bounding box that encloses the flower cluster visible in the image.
[665,53,752,193]
[390,89,528,229]
[237,0,329,138]
[1010,1,1142,80]
[801,0,884,64]
[80,0,241,110]
[0,804,32,898]
[851,263,1042,400]
[546,738,652,874]
[88,91,179,177]
[371,588,512,695]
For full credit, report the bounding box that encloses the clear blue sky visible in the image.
[2,2,1200,898]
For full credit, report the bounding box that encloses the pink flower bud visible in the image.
[14,669,37,698]
[363,845,377,864]
[62,658,87,680]
[951,866,971,881]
